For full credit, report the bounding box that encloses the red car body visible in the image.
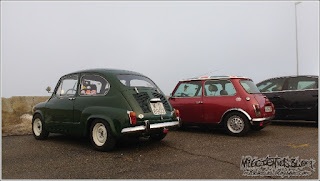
[169,76,275,136]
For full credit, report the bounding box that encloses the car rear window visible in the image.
[117,74,157,88]
[240,80,261,94]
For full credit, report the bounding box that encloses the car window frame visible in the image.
[284,76,318,91]
[172,80,204,98]
[78,73,111,97]
[204,79,237,97]
[54,74,79,99]
[257,77,287,93]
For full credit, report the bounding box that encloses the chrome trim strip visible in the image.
[219,108,252,123]
[252,116,274,122]
[262,88,318,94]
[121,125,145,133]
[150,121,179,129]
[150,98,161,102]
[121,121,180,133]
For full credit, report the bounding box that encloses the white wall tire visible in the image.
[224,112,250,136]
[90,119,116,151]
[32,114,49,140]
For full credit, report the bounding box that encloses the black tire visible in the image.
[90,119,116,152]
[149,132,167,141]
[32,114,49,140]
[224,112,250,136]
[251,126,264,131]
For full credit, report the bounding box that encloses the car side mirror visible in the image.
[46,86,53,93]
[169,93,175,100]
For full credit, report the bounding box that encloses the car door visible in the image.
[202,79,237,123]
[281,76,318,120]
[45,74,78,132]
[257,77,288,118]
[169,80,204,123]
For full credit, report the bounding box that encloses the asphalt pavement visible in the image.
[2,121,318,179]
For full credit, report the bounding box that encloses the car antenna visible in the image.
[195,67,224,78]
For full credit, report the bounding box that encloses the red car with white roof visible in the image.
[169,76,275,136]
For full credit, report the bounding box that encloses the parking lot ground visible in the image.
[2,121,318,179]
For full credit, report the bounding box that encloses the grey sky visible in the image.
[1,1,319,97]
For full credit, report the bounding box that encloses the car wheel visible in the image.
[32,114,49,140]
[224,112,250,136]
[149,132,167,141]
[90,119,116,151]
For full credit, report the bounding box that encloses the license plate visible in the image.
[265,106,272,112]
[150,102,166,115]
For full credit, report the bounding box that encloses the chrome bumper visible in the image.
[121,120,180,134]
[252,116,274,122]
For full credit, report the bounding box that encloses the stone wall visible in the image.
[2,96,50,136]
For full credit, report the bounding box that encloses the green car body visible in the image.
[32,68,180,151]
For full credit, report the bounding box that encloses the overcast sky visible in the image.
[1,1,319,98]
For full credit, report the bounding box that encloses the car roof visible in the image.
[64,68,144,77]
[257,75,319,84]
[180,75,250,81]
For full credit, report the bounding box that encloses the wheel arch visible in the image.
[220,108,252,124]
[85,115,118,137]
[33,110,44,120]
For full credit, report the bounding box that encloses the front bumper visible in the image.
[121,120,180,134]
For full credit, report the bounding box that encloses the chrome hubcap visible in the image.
[92,123,107,146]
[227,116,244,133]
[33,118,42,136]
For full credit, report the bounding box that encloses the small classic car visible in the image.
[32,69,180,151]
[257,75,318,121]
[169,76,275,136]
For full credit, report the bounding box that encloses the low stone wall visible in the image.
[2,96,50,136]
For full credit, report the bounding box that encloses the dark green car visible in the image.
[32,69,180,151]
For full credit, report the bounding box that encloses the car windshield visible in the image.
[117,74,157,88]
[240,80,261,94]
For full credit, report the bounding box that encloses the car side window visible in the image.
[173,81,202,97]
[204,80,236,96]
[79,74,110,96]
[55,75,78,97]
[258,78,286,92]
[286,77,318,91]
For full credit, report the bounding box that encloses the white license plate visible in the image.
[265,106,272,112]
[150,102,166,115]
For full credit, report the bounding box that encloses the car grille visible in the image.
[152,92,171,111]
[133,92,171,113]
[133,92,151,113]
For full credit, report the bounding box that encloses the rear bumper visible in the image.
[121,120,180,134]
[252,116,274,122]
[251,116,274,127]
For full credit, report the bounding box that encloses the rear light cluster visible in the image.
[174,109,180,118]
[128,111,137,125]
[252,104,261,117]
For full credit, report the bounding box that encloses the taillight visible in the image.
[252,104,261,117]
[128,111,137,125]
[174,109,180,118]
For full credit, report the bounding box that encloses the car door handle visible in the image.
[68,97,75,101]
[195,101,203,104]
[312,95,318,97]
[273,96,281,99]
